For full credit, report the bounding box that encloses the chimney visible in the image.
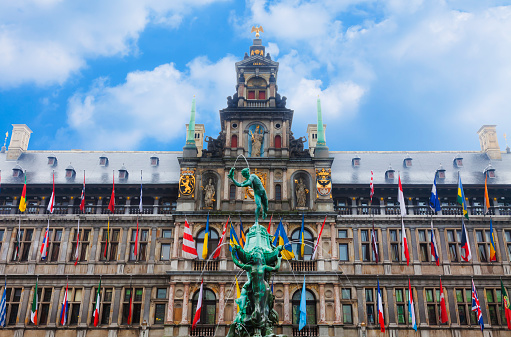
[477,125,501,160]
[6,124,33,161]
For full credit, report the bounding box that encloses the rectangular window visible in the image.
[229,185,236,200]
[395,288,409,324]
[447,229,461,262]
[506,230,511,261]
[154,287,167,324]
[70,228,91,262]
[90,287,113,326]
[162,229,172,239]
[258,91,266,99]
[338,230,347,238]
[455,288,476,325]
[361,229,378,262]
[100,228,120,261]
[122,288,143,325]
[159,229,172,261]
[339,243,348,261]
[341,288,353,324]
[475,229,497,262]
[42,228,63,262]
[29,287,52,325]
[389,229,406,262]
[12,228,33,261]
[6,287,23,325]
[129,229,149,261]
[365,288,384,325]
[248,91,255,99]
[425,288,443,325]
[63,288,83,326]
[417,229,438,264]
[0,229,4,253]
[486,288,504,326]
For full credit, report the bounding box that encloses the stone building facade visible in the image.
[0,37,510,337]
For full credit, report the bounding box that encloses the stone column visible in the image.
[166,282,175,324]
[319,283,326,323]
[330,223,337,259]
[282,169,288,200]
[334,283,341,324]
[180,282,190,324]
[224,171,230,200]
[239,121,244,148]
[283,283,291,324]
[172,223,180,258]
[125,197,131,215]
[218,283,225,324]
[153,196,159,215]
[317,223,324,259]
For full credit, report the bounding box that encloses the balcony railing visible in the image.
[193,260,219,271]
[293,326,318,337]
[245,99,269,108]
[190,326,216,336]
[290,260,316,272]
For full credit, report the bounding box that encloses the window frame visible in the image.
[292,289,317,326]
[153,287,168,325]
[99,228,121,262]
[475,229,498,263]
[364,287,385,326]
[158,228,172,261]
[12,228,34,262]
[129,228,149,262]
[5,287,23,326]
[360,228,380,263]
[290,228,315,261]
[90,286,114,326]
[70,227,91,262]
[191,288,216,326]
[121,287,144,326]
[341,288,354,324]
[454,288,477,326]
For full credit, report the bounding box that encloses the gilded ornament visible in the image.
[179,168,196,197]
[316,168,332,196]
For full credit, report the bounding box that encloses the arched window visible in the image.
[231,135,238,148]
[229,185,236,200]
[292,289,316,325]
[275,184,282,201]
[274,135,281,149]
[196,228,219,260]
[191,288,216,325]
[291,229,314,261]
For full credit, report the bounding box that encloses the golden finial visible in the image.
[251,25,264,38]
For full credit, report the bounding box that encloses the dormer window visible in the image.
[312,133,317,140]
[47,155,57,167]
[404,155,412,167]
[484,165,496,178]
[99,156,108,167]
[65,165,76,180]
[385,165,395,180]
[150,156,159,167]
[119,165,128,180]
[12,165,23,178]
[352,156,361,167]
[436,165,446,179]
[453,155,463,168]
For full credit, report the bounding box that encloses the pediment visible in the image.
[235,55,279,68]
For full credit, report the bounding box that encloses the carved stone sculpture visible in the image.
[250,126,264,157]
[203,178,215,209]
[295,178,308,208]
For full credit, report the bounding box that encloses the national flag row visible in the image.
[183,214,327,260]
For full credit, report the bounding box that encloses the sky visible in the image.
[1,0,510,152]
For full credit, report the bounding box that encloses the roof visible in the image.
[0,150,181,185]
[330,151,511,185]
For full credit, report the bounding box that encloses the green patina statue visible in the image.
[226,167,284,337]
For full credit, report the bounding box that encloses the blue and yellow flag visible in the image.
[489,218,497,262]
[235,276,241,313]
[272,219,295,260]
[300,213,305,257]
[457,173,469,220]
[239,217,246,248]
[202,213,209,259]
[229,222,240,252]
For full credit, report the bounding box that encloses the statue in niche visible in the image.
[203,178,216,209]
[295,177,309,208]
[250,125,264,157]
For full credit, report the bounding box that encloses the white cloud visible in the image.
[0,0,227,88]
[62,55,237,150]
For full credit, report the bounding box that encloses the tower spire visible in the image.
[183,97,198,158]
[314,96,329,158]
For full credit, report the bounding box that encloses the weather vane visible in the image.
[251,25,264,38]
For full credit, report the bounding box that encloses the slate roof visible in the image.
[0,151,181,185]
[331,151,511,185]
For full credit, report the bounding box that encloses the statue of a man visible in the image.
[295,178,308,207]
[228,167,268,224]
[203,178,215,208]
[250,126,263,157]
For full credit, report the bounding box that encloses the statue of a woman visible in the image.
[203,178,215,208]
[250,126,263,157]
[295,178,308,207]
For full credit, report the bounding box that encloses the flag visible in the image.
[202,213,209,259]
[235,277,241,313]
[47,172,55,214]
[501,279,511,330]
[267,214,273,234]
[14,219,21,261]
[93,279,101,326]
[229,222,240,251]
[30,278,38,325]
[60,281,68,325]
[377,279,385,332]
[371,220,379,263]
[370,170,374,203]
[429,176,441,212]
[489,218,497,262]
[139,177,143,213]
[134,218,139,259]
[239,217,246,248]
[127,288,133,325]
[299,276,307,331]
[408,279,417,331]
[398,174,406,216]
[430,220,440,266]
[40,219,50,260]
[0,280,6,327]
[182,219,198,259]
[460,220,472,262]
[272,219,295,260]
[79,172,85,212]
[212,217,229,259]
[192,280,203,330]
[19,175,27,212]
[108,174,115,213]
[74,219,80,266]
[300,213,305,258]
[439,278,448,324]
[471,280,484,331]
[312,215,326,260]
[484,173,491,214]
[457,173,469,220]
[401,218,409,266]
[103,219,110,259]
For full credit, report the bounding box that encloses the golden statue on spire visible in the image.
[251,25,264,38]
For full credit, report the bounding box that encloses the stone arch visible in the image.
[291,170,313,210]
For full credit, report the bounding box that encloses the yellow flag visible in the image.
[279,236,295,260]
[235,277,241,313]
[19,176,27,212]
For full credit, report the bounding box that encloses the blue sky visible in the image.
[1,0,510,152]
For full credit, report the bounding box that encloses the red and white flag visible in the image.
[312,215,326,260]
[40,219,50,260]
[182,219,198,259]
[439,278,448,323]
[401,218,409,265]
[212,217,229,259]
[191,279,203,330]
[370,170,374,203]
[371,220,379,263]
[461,220,472,262]
[47,172,55,213]
[79,172,85,212]
[377,279,385,332]
[74,219,80,266]
[398,174,406,216]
